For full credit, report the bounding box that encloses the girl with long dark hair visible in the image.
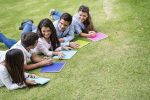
[50,5,96,38]
[35,18,63,58]
[73,5,96,37]
[0,49,37,90]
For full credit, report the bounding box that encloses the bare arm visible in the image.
[24,59,53,70]
[31,53,43,63]
[24,53,53,70]
[24,63,43,70]
[80,32,90,38]
[80,31,96,38]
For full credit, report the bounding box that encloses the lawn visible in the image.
[0,0,150,100]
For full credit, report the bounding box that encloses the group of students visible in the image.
[0,5,96,90]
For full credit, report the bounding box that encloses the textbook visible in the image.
[40,62,66,72]
[53,50,77,59]
[75,40,90,48]
[26,77,50,85]
[88,32,108,41]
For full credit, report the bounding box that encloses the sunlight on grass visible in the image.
[0,0,150,100]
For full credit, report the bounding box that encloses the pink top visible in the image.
[32,38,62,56]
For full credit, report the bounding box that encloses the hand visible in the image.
[69,42,79,49]
[62,46,73,50]
[58,38,65,42]
[88,31,96,34]
[42,56,51,60]
[88,31,96,38]
[26,80,37,85]
[40,58,53,66]
[57,52,63,59]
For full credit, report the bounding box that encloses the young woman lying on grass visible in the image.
[50,5,97,38]
[0,49,38,90]
[20,18,72,59]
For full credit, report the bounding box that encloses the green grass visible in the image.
[0,0,150,100]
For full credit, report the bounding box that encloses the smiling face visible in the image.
[58,19,70,31]
[41,27,51,39]
[78,11,88,22]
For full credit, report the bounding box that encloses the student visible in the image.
[20,18,71,59]
[34,18,64,59]
[73,5,96,37]
[10,32,53,70]
[0,49,37,90]
[53,13,79,48]
[50,5,96,38]
[0,33,17,48]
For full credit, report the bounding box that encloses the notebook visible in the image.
[40,62,66,72]
[53,50,77,59]
[75,40,90,48]
[26,77,50,85]
[88,32,108,41]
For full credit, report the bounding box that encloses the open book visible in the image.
[26,77,50,85]
[53,50,77,59]
[88,32,108,41]
[75,40,90,48]
[40,62,66,72]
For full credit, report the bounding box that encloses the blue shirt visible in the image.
[72,13,85,35]
[53,20,75,46]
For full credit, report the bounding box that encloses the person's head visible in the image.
[5,49,26,86]
[78,5,89,22]
[78,5,95,32]
[21,32,39,49]
[59,13,72,31]
[37,18,60,51]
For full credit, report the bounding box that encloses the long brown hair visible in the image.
[78,5,95,33]
[5,49,26,86]
[37,18,60,51]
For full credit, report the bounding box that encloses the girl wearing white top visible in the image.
[0,49,37,90]
[34,18,71,59]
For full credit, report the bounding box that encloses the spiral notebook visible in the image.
[26,77,50,85]
[75,40,90,48]
[53,50,77,59]
[40,62,66,72]
[88,32,108,41]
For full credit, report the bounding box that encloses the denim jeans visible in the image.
[21,21,37,38]
[0,33,17,48]
[0,21,37,48]
[51,10,62,21]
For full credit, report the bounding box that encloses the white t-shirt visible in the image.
[0,63,26,90]
[0,51,7,63]
[11,40,32,64]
